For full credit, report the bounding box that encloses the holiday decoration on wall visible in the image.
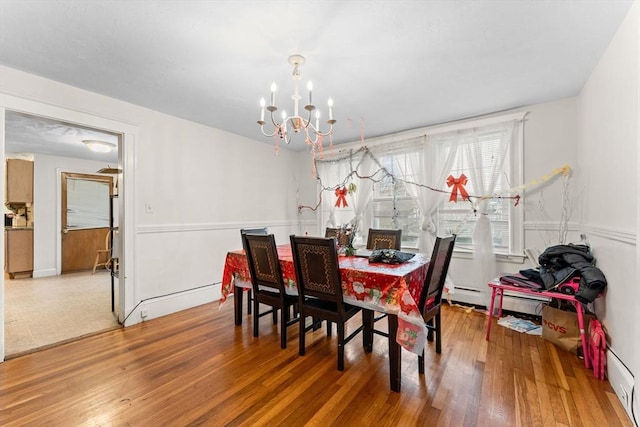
[348,182,357,195]
[335,187,348,207]
[446,174,469,202]
[298,146,572,227]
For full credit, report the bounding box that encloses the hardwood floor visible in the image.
[0,300,632,426]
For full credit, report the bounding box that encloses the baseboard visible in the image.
[123,283,221,327]
[449,286,548,316]
[448,287,487,307]
[32,268,57,278]
[499,292,548,316]
[607,350,635,423]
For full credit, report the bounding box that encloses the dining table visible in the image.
[220,244,430,392]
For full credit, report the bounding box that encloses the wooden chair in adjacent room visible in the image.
[92,229,116,274]
[240,227,268,316]
[243,233,299,349]
[289,235,372,371]
[366,228,402,250]
[417,234,456,374]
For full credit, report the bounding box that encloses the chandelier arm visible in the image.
[259,124,279,138]
[269,110,281,128]
[303,126,319,145]
[314,124,334,137]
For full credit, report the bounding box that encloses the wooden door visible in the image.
[61,173,113,273]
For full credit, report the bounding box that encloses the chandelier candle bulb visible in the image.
[259,98,265,122]
[307,81,313,105]
[328,98,334,120]
[270,82,276,107]
[315,111,320,129]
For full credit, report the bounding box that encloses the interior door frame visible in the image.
[0,94,138,362]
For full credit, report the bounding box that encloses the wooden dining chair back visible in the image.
[240,227,268,316]
[325,227,350,246]
[417,234,456,373]
[243,233,298,349]
[366,228,402,250]
[289,235,371,370]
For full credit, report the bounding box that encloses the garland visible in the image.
[297,144,571,213]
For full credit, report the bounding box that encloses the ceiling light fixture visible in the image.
[96,166,122,174]
[83,139,116,153]
[257,54,335,147]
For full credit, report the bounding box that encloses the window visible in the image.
[66,176,112,229]
[317,114,523,256]
[371,152,421,248]
[436,130,514,254]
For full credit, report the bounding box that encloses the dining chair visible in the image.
[325,227,350,246]
[366,228,402,250]
[289,235,372,371]
[417,234,456,374]
[240,227,268,316]
[243,233,299,349]
[92,229,117,274]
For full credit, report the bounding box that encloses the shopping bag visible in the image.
[588,319,607,380]
[541,305,594,356]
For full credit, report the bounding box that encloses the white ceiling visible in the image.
[0,0,634,158]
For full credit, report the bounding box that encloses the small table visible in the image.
[220,245,430,392]
[485,280,591,369]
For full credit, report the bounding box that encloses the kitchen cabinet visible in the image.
[5,228,33,278]
[6,159,34,204]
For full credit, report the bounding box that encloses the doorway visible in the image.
[61,172,114,273]
[2,105,134,360]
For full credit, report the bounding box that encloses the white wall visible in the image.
[28,153,109,277]
[0,66,302,349]
[577,0,638,420]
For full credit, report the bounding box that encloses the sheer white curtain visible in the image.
[349,151,374,243]
[396,135,460,252]
[316,152,356,228]
[463,120,517,305]
[395,136,460,294]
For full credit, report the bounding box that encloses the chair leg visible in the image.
[418,349,425,375]
[280,306,287,349]
[337,322,345,371]
[326,321,332,336]
[299,315,306,356]
[253,298,260,338]
[247,290,252,315]
[427,318,434,342]
[92,253,100,275]
[435,311,442,354]
[272,308,278,325]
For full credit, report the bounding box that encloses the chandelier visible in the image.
[257,54,335,146]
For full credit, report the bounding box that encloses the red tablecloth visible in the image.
[220,245,430,354]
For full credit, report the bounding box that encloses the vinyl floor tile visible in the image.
[4,270,120,357]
